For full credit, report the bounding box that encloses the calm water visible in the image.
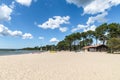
[0,50,41,56]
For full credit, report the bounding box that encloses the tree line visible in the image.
[23,23,120,53]
[57,23,120,53]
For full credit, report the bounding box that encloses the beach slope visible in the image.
[0,52,120,80]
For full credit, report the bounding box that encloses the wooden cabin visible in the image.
[83,44,108,52]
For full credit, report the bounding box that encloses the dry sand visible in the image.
[0,51,120,80]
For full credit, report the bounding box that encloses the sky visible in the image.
[0,0,120,49]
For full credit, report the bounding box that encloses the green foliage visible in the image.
[95,23,108,45]
[57,23,120,52]
[107,38,120,53]
[108,23,120,38]
[22,45,56,51]
[22,23,120,53]
[64,33,80,51]
[22,46,40,50]
[57,40,69,51]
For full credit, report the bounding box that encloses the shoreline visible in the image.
[0,50,43,56]
[0,50,119,57]
[0,50,116,57]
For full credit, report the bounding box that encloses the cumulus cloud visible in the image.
[66,0,93,7]
[22,33,33,39]
[67,0,120,33]
[71,24,96,32]
[16,0,32,6]
[111,0,120,5]
[50,37,59,43]
[59,27,68,32]
[66,0,120,15]
[0,24,22,36]
[84,25,96,32]
[38,16,70,32]
[0,4,13,22]
[83,0,110,15]
[87,12,108,25]
[9,1,15,9]
[10,31,23,37]
[71,11,108,32]
[71,24,87,32]
[0,24,33,39]
[39,36,44,40]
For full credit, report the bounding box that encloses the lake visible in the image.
[0,50,41,56]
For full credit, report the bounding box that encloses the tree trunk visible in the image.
[69,43,72,51]
[96,38,97,45]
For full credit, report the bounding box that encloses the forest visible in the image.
[23,23,120,53]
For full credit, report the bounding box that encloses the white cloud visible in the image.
[71,24,87,32]
[71,11,108,33]
[59,27,68,32]
[50,37,59,43]
[71,12,107,33]
[9,1,15,9]
[84,25,96,32]
[71,24,96,32]
[0,24,33,39]
[0,4,13,22]
[0,24,22,36]
[111,0,120,5]
[67,0,120,33]
[66,0,120,15]
[38,16,70,32]
[83,0,110,15]
[39,36,44,40]
[104,32,109,36]
[16,0,32,7]
[22,33,33,39]
[66,0,93,7]
[87,12,108,25]
[10,31,23,37]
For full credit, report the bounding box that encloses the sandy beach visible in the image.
[0,51,120,80]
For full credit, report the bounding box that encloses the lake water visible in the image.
[0,50,41,56]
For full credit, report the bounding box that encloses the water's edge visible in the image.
[0,50,42,56]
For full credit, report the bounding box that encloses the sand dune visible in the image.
[0,51,120,80]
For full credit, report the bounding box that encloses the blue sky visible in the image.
[0,0,120,49]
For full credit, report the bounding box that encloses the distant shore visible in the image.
[0,51,120,80]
